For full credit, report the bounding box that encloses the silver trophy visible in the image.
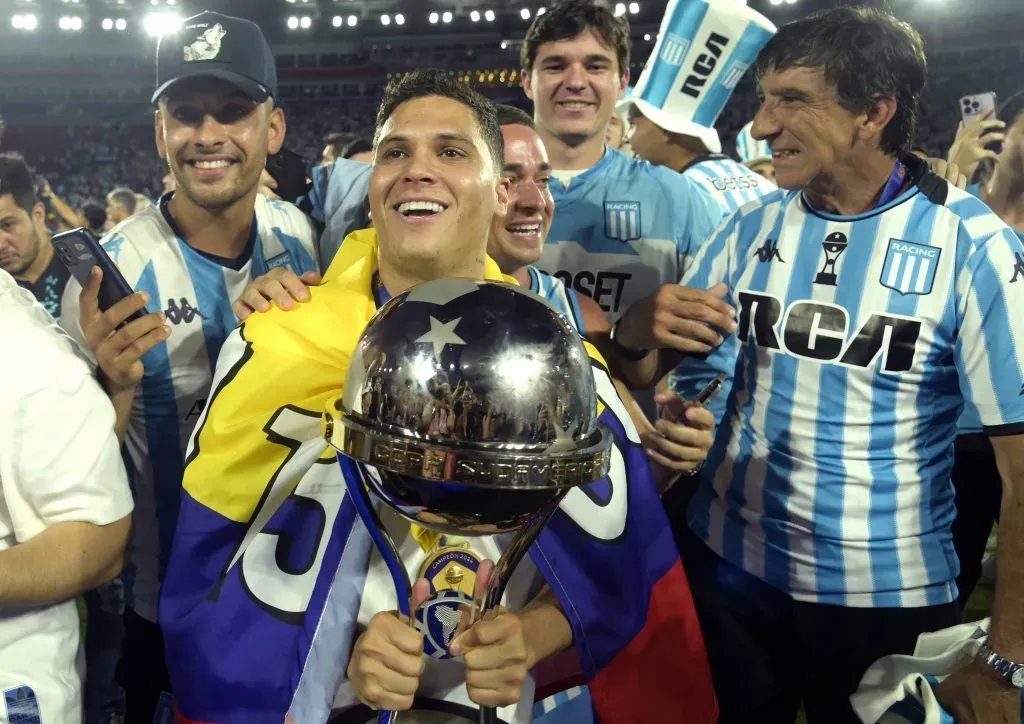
[324,278,612,724]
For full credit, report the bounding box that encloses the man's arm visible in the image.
[0,324,134,606]
[39,179,86,229]
[518,586,575,669]
[984,434,1024,660]
[0,518,130,606]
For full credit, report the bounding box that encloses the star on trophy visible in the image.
[324,278,612,724]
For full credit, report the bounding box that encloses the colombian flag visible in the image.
[161,229,717,723]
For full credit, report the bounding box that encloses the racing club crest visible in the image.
[604,201,642,242]
[880,238,940,296]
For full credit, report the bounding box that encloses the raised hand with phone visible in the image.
[947,99,1006,182]
[78,266,169,439]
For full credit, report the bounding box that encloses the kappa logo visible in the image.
[604,201,642,242]
[184,23,226,62]
[754,238,784,264]
[1010,252,1024,284]
[165,297,204,325]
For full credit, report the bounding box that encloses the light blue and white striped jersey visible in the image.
[683,154,777,216]
[670,155,776,422]
[681,159,1024,608]
[527,265,587,336]
[61,194,319,622]
[537,148,724,322]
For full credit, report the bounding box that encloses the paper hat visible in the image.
[735,120,771,164]
[618,0,776,154]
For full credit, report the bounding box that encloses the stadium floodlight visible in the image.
[299,16,311,28]
[520,8,531,20]
[115,18,126,30]
[102,17,113,29]
[381,14,390,25]
[643,33,651,41]
[500,40,508,49]
[785,0,798,4]
[614,2,626,16]
[331,15,341,27]
[628,1,640,13]
[395,14,405,25]
[537,7,546,15]
[768,0,783,5]
[286,15,298,29]
[13,13,38,30]
[59,15,83,30]
[428,11,438,23]
[484,10,495,21]
[347,15,357,26]
[442,11,452,22]
[470,10,480,22]
[144,11,182,37]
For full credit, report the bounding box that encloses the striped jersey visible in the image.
[537,147,724,322]
[527,265,587,335]
[60,193,319,622]
[670,155,777,421]
[681,158,1024,608]
[683,154,777,216]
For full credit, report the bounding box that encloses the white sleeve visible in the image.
[0,328,133,543]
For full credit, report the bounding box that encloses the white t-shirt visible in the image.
[0,270,134,724]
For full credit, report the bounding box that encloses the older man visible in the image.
[161,71,717,724]
[619,7,1024,724]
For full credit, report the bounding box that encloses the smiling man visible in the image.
[522,0,725,330]
[160,70,718,724]
[627,7,1024,723]
[59,11,319,722]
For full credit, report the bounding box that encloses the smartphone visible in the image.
[693,372,727,408]
[52,228,147,325]
[959,92,998,126]
[265,148,309,203]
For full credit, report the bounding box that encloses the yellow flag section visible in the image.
[181,228,516,524]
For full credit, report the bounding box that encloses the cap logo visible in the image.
[184,23,226,62]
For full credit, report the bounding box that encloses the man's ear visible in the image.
[31,201,46,228]
[522,68,535,102]
[154,108,167,161]
[267,105,286,155]
[861,94,898,148]
[495,176,511,217]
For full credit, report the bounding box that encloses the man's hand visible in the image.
[80,267,168,394]
[348,580,431,711]
[450,608,530,708]
[258,169,280,200]
[947,109,1006,181]
[926,158,968,190]
[643,390,715,475]
[233,268,322,321]
[935,661,1020,723]
[617,283,736,355]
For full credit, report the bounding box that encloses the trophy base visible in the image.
[330,699,510,724]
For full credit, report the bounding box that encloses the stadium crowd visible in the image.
[0,0,1022,723]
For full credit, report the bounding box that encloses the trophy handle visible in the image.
[476,491,569,724]
[337,454,411,724]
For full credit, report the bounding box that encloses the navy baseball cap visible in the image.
[152,11,277,105]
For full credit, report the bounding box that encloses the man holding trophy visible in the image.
[160,71,720,724]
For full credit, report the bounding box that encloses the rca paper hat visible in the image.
[618,0,776,154]
[735,120,771,164]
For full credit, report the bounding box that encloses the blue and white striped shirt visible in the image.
[681,161,1024,607]
[61,194,320,621]
[670,155,777,421]
[527,265,587,336]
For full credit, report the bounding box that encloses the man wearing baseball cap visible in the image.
[60,11,320,722]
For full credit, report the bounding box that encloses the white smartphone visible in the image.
[959,92,998,125]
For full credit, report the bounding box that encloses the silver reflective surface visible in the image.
[326,278,612,532]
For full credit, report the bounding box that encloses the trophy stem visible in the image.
[337,454,411,724]
[477,492,569,724]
